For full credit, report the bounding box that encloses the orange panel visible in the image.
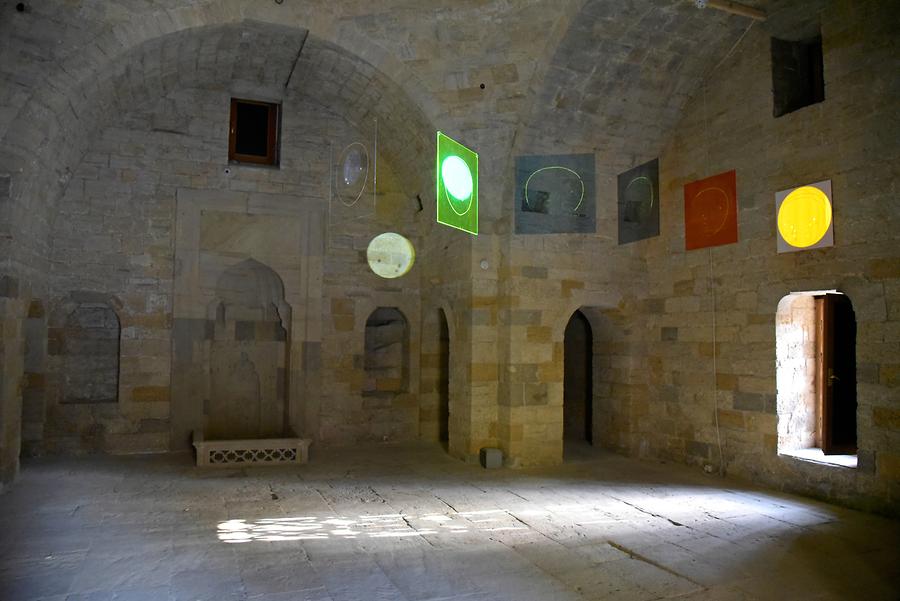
[683,170,738,251]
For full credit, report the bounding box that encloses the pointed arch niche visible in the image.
[207,259,291,440]
[551,305,633,461]
[170,188,324,451]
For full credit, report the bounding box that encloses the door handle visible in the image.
[827,368,839,386]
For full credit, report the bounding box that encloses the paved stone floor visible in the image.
[0,442,898,601]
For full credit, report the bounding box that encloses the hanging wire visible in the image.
[700,21,754,478]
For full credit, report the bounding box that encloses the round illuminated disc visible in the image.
[441,155,473,202]
[778,186,832,248]
[366,233,415,279]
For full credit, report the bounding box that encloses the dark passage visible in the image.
[564,310,593,443]
[438,309,450,449]
[819,293,857,454]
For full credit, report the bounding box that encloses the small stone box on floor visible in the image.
[480,447,503,469]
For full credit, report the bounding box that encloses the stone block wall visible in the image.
[775,294,818,451]
[39,75,426,453]
[0,295,26,489]
[0,0,895,514]
[638,0,900,512]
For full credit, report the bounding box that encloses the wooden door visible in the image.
[816,294,857,455]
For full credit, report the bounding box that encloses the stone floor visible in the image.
[0,442,898,601]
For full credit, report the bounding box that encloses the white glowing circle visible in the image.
[441,155,473,201]
[366,233,415,279]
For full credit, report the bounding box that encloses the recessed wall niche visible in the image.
[170,188,325,449]
[772,34,824,117]
[60,302,120,404]
[207,259,290,440]
[364,307,409,395]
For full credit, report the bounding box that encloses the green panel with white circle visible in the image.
[436,131,478,235]
[367,232,416,279]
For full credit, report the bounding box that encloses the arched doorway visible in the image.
[776,291,857,463]
[564,310,593,446]
[438,308,450,449]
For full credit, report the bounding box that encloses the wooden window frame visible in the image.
[228,98,280,166]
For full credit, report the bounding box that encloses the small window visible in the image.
[229,98,280,166]
[771,35,824,117]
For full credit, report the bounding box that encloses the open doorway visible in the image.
[438,308,450,450]
[564,310,593,451]
[776,291,857,466]
[815,294,857,454]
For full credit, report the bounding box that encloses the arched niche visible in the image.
[776,290,858,465]
[551,303,632,455]
[47,292,125,407]
[437,308,451,449]
[363,307,409,395]
[205,259,292,440]
[61,303,121,405]
[564,310,593,445]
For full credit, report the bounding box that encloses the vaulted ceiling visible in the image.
[0,0,772,290]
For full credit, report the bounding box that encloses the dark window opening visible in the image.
[229,98,280,165]
[771,35,824,117]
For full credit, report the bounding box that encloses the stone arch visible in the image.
[418,301,459,448]
[1,12,439,295]
[776,289,858,463]
[563,309,593,445]
[205,259,292,440]
[551,303,633,454]
[212,258,291,330]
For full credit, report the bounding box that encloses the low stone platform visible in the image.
[192,431,311,467]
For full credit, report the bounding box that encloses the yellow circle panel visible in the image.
[777,186,832,248]
[367,233,415,279]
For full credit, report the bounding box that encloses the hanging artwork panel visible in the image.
[775,179,834,253]
[683,169,738,250]
[617,158,660,244]
[514,153,595,234]
[436,131,479,235]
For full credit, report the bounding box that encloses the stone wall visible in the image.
[775,293,818,452]
[639,0,900,512]
[0,295,26,489]
[0,0,896,514]
[41,76,425,452]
